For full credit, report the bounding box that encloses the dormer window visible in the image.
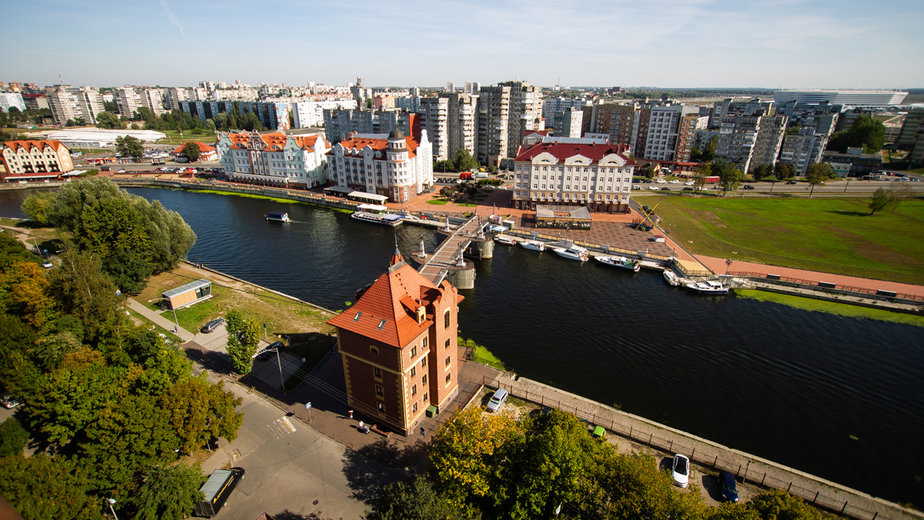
[377,319,386,329]
[353,311,362,321]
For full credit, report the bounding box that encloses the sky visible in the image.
[5,0,923,90]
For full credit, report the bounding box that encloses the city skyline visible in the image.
[5,0,924,89]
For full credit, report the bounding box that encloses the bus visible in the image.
[194,467,245,518]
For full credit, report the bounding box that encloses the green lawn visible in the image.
[158,129,216,145]
[640,196,924,284]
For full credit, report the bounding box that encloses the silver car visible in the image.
[486,388,508,413]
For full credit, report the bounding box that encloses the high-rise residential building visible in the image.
[115,87,143,118]
[165,87,190,110]
[445,81,455,93]
[216,131,329,188]
[180,100,291,130]
[446,92,477,158]
[45,85,79,126]
[584,102,638,152]
[0,93,26,113]
[327,249,462,435]
[634,101,700,162]
[293,100,358,129]
[542,98,588,136]
[1,140,75,182]
[74,86,105,124]
[562,107,583,139]
[418,96,450,161]
[139,88,166,117]
[323,108,413,143]
[778,130,828,175]
[326,122,434,203]
[775,100,840,137]
[476,81,543,167]
[512,140,635,213]
[711,99,786,172]
[896,108,924,151]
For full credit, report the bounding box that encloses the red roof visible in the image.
[171,142,215,154]
[334,136,420,159]
[327,254,441,348]
[514,142,635,165]
[226,131,325,152]
[3,140,65,152]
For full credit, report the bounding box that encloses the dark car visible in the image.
[682,186,694,191]
[742,184,755,190]
[786,179,798,184]
[719,471,739,502]
[660,186,671,191]
[642,205,654,215]
[201,318,225,333]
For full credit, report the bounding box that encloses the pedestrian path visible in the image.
[125,298,196,342]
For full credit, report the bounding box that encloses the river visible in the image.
[1,186,922,507]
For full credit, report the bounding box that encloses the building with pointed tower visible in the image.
[327,249,463,435]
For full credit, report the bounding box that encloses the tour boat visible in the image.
[662,269,682,286]
[684,279,730,295]
[551,244,589,262]
[265,211,290,222]
[350,211,405,227]
[595,255,640,272]
[494,234,516,245]
[519,240,546,252]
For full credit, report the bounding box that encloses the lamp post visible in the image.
[171,307,181,336]
[107,498,119,520]
[725,258,733,276]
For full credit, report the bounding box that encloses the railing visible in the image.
[729,270,924,303]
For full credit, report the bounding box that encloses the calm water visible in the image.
[2,187,922,506]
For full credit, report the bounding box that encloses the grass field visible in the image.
[158,129,216,145]
[736,290,924,327]
[636,196,924,284]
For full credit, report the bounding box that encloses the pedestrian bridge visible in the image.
[417,215,484,286]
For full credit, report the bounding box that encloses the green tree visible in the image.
[691,136,717,162]
[804,162,833,198]
[452,148,479,172]
[827,116,885,153]
[0,417,30,457]
[751,163,772,181]
[747,489,823,519]
[131,463,205,520]
[21,190,56,225]
[96,111,123,130]
[228,318,261,374]
[713,159,743,195]
[868,185,911,215]
[115,135,144,159]
[367,476,479,520]
[0,454,105,520]
[595,452,706,519]
[182,141,201,163]
[692,163,709,192]
[774,162,795,180]
[161,377,242,455]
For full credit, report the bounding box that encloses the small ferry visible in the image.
[351,204,405,227]
[595,255,640,273]
[265,211,290,222]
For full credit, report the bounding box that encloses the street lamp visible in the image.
[107,498,119,520]
[253,345,286,398]
[725,258,733,276]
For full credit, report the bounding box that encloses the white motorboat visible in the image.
[551,244,589,262]
[595,255,640,272]
[520,240,546,252]
[351,211,404,227]
[662,269,681,286]
[494,234,516,245]
[684,279,729,295]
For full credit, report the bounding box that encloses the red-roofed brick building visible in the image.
[216,131,330,188]
[327,250,462,435]
[0,140,74,182]
[171,141,217,162]
[512,141,636,213]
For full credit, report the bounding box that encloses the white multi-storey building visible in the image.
[512,140,635,213]
[326,126,433,203]
[138,88,166,116]
[419,97,449,161]
[293,100,358,128]
[0,93,26,113]
[115,87,143,118]
[216,131,329,188]
[778,130,828,175]
[44,85,105,125]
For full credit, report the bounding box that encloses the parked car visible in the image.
[486,388,508,413]
[682,187,694,191]
[1,394,21,409]
[719,471,739,502]
[742,184,755,190]
[642,205,654,214]
[669,179,680,184]
[684,180,694,186]
[201,318,225,333]
[786,179,798,184]
[648,185,659,190]
[655,178,667,184]
[671,454,690,488]
[42,261,53,269]
[660,186,671,191]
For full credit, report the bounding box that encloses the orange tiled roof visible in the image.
[327,255,439,348]
[171,142,216,154]
[226,131,321,152]
[333,136,419,159]
[3,140,65,152]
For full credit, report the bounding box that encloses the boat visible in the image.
[595,255,640,272]
[519,240,546,252]
[265,211,290,222]
[551,244,589,262]
[684,279,729,295]
[351,211,405,227]
[662,269,681,286]
[494,234,516,245]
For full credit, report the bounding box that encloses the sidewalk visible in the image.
[124,298,196,342]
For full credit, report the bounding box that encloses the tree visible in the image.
[691,136,717,162]
[227,317,261,374]
[692,163,709,192]
[0,454,105,520]
[751,163,772,181]
[774,162,795,180]
[0,417,30,457]
[96,111,122,130]
[452,148,479,172]
[131,463,205,520]
[747,489,823,520]
[826,116,885,153]
[21,190,56,225]
[182,141,201,163]
[713,159,743,195]
[594,452,706,519]
[161,377,242,455]
[367,476,478,520]
[804,162,833,198]
[868,185,911,215]
[115,135,144,159]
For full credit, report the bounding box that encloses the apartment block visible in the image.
[216,131,329,188]
[0,93,26,113]
[180,100,291,130]
[323,108,414,144]
[584,102,638,152]
[114,87,143,118]
[542,98,588,137]
[637,102,700,162]
[896,108,924,151]
[778,130,828,175]
[419,97,450,161]
[293,100,357,129]
[44,85,105,126]
[327,250,463,435]
[476,81,543,166]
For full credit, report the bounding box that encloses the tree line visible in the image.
[0,179,241,519]
[367,407,824,519]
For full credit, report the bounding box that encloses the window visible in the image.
[378,402,385,413]
[422,337,428,347]
[422,374,427,384]
[443,309,451,328]
[445,338,451,348]
[423,392,428,401]
[445,373,452,385]
[421,357,427,367]
[375,384,383,397]
[411,384,417,396]
[369,346,379,355]
[374,366,382,380]
[410,366,416,377]
[412,402,418,413]
[445,356,451,366]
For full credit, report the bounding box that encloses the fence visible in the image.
[729,270,924,304]
[482,372,922,520]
